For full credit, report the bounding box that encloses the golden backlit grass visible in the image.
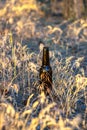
[0,92,82,130]
[0,31,87,129]
[0,0,38,17]
[0,0,87,130]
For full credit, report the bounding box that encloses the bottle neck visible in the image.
[42,47,50,66]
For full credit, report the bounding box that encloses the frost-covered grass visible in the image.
[0,0,87,130]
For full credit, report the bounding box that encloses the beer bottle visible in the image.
[39,47,52,94]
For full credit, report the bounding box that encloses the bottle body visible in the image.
[39,47,52,94]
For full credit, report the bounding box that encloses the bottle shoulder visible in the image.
[40,65,52,72]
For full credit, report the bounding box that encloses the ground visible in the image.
[0,1,87,130]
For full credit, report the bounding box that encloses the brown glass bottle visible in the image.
[39,47,52,94]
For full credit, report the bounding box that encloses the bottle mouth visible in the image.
[43,47,49,50]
